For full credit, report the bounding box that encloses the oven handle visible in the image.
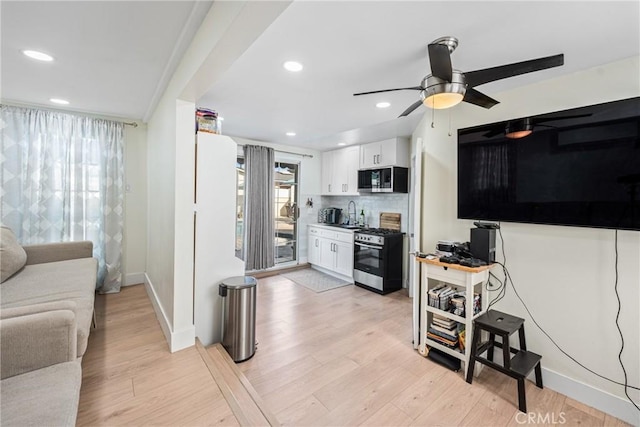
[354,242,384,250]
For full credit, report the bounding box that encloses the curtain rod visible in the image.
[237,141,313,158]
[123,121,138,128]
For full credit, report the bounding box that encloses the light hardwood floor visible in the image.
[77,285,239,426]
[78,276,629,426]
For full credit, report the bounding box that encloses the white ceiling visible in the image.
[1,1,211,120]
[199,1,640,150]
[2,1,639,151]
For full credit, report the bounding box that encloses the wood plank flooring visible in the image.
[77,285,238,426]
[77,276,630,426]
[240,274,630,427]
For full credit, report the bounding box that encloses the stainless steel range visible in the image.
[353,228,404,294]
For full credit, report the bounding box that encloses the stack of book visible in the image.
[428,285,455,311]
[427,314,459,349]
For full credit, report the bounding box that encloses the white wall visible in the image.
[123,123,147,286]
[413,56,640,424]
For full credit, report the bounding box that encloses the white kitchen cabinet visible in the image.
[321,146,360,195]
[333,240,354,277]
[360,137,410,169]
[308,227,321,265]
[307,225,354,281]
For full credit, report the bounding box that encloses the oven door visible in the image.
[353,241,385,277]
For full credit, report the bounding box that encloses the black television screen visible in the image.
[458,97,640,231]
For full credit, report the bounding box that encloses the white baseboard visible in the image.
[143,273,195,353]
[124,272,145,286]
[541,367,640,426]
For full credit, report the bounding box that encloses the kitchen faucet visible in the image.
[347,200,356,225]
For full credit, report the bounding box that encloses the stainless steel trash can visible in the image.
[219,276,257,362]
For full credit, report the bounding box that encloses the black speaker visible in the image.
[470,228,496,262]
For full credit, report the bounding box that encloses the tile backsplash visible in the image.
[321,194,410,232]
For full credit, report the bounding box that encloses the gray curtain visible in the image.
[0,105,125,293]
[244,145,275,270]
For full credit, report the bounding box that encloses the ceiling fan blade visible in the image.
[464,54,564,88]
[428,43,453,81]
[353,86,422,96]
[398,100,423,117]
[463,88,500,109]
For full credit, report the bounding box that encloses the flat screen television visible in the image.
[458,97,640,231]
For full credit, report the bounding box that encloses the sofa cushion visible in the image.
[1,226,27,283]
[0,360,81,426]
[1,258,97,356]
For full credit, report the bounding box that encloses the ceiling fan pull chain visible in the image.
[448,109,452,137]
[431,101,435,128]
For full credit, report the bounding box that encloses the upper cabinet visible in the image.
[321,146,360,196]
[359,137,410,169]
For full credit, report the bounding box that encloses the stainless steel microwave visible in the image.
[357,167,408,193]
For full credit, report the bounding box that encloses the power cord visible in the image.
[612,229,639,410]
[486,272,506,309]
[493,228,640,403]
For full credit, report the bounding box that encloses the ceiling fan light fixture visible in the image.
[421,71,466,109]
[505,130,532,139]
[423,92,464,109]
[505,118,533,139]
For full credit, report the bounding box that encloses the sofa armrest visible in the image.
[0,300,77,320]
[0,310,78,379]
[23,241,93,265]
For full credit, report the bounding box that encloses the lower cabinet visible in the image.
[308,225,354,279]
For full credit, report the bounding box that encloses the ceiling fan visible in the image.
[353,36,564,117]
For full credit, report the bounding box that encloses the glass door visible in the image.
[274,162,298,265]
[235,157,245,260]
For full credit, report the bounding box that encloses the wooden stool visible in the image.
[466,310,543,413]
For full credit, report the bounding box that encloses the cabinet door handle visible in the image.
[328,184,331,192]
[315,239,318,247]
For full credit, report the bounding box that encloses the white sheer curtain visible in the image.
[0,105,124,293]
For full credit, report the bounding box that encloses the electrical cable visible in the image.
[486,272,506,309]
[612,230,639,411]
[495,228,640,397]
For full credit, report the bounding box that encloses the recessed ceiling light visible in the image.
[337,143,346,146]
[283,61,303,72]
[23,50,54,62]
[376,102,391,109]
[286,132,296,136]
[50,98,69,105]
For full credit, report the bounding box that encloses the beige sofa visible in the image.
[0,226,97,426]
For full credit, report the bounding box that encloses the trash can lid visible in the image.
[220,276,257,289]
